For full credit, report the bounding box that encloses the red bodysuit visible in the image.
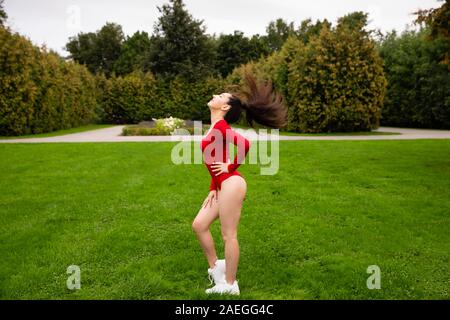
[200,119,251,191]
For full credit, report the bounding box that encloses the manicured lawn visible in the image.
[0,124,116,140]
[0,140,449,299]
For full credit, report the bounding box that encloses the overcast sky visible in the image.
[4,0,441,57]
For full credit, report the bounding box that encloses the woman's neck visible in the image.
[210,115,224,125]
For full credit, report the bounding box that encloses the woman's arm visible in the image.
[217,121,251,173]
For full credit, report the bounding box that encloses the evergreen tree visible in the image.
[144,0,216,81]
[214,31,268,77]
[297,18,332,44]
[379,27,450,128]
[265,18,296,52]
[287,14,387,132]
[413,0,450,69]
[65,22,125,76]
[0,0,7,25]
[114,31,152,76]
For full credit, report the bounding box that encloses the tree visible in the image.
[214,31,247,77]
[65,22,125,76]
[413,0,450,69]
[379,28,450,129]
[0,0,7,25]
[144,0,216,81]
[287,17,387,132]
[114,31,152,76]
[65,32,98,72]
[297,18,332,44]
[214,31,268,78]
[376,0,450,129]
[95,23,124,75]
[337,11,369,33]
[265,18,296,52]
[248,34,270,61]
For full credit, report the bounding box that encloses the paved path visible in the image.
[1,125,450,143]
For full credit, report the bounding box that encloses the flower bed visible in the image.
[122,117,208,136]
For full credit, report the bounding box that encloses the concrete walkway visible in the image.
[1,125,450,143]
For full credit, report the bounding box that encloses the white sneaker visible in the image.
[207,259,226,286]
[205,280,240,295]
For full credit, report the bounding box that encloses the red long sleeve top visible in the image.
[200,119,251,191]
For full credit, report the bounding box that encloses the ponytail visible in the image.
[226,70,287,129]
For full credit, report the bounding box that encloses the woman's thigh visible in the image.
[218,176,247,238]
[192,193,220,230]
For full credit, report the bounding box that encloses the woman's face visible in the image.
[207,92,232,110]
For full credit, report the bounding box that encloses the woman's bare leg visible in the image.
[218,176,247,284]
[192,193,220,268]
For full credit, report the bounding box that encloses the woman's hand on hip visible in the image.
[211,161,230,176]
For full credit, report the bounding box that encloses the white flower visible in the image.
[154,117,184,131]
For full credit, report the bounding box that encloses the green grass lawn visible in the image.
[0,140,449,299]
[0,124,116,140]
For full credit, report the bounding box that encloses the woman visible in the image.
[192,71,287,295]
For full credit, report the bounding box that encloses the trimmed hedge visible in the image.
[95,71,157,124]
[0,26,98,136]
[95,73,227,125]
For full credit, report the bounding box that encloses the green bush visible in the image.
[0,26,98,136]
[154,75,227,123]
[121,124,203,136]
[97,70,157,124]
[122,126,172,136]
[96,73,226,125]
[286,21,387,132]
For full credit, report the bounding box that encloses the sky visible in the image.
[3,0,442,57]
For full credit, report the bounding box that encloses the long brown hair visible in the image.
[225,71,288,129]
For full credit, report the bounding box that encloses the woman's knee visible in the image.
[221,231,238,243]
[192,218,208,233]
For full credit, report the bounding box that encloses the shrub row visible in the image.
[3,21,447,136]
[95,72,226,125]
[0,26,98,136]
